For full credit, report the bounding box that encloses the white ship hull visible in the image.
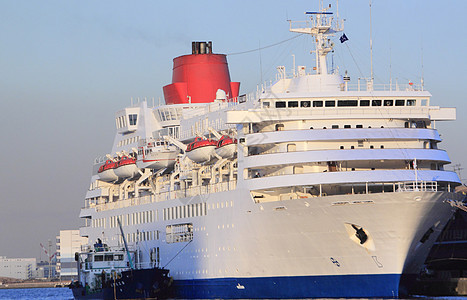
[81,186,460,298]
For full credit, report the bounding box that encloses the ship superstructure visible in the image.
[77,5,463,298]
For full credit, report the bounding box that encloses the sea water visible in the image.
[0,288,465,300]
[0,287,73,299]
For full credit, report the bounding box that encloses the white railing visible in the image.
[397,181,438,192]
[86,180,237,212]
[347,82,423,92]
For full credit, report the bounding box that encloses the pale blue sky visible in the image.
[1,0,466,259]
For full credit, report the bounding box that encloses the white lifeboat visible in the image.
[136,140,179,170]
[97,160,118,182]
[215,135,237,158]
[186,137,217,163]
[114,156,139,179]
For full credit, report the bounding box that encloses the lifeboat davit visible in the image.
[186,137,217,163]
[98,160,118,182]
[136,140,179,170]
[114,156,139,179]
[215,135,237,158]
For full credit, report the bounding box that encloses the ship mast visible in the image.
[289,2,343,75]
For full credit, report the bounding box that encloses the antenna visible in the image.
[453,163,464,181]
[421,39,425,90]
[369,0,374,83]
[259,40,263,86]
[389,46,392,91]
[289,3,343,75]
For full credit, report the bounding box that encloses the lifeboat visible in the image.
[215,135,237,158]
[114,156,139,179]
[136,140,179,170]
[97,160,118,182]
[186,137,217,163]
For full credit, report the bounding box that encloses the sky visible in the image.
[0,0,466,260]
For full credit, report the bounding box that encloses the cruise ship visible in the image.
[76,4,464,298]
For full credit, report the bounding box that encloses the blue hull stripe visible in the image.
[173,274,402,298]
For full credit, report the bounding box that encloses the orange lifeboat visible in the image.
[114,156,139,179]
[215,135,237,159]
[186,137,217,163]
[97,160,118,182]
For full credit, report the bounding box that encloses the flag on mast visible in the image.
[340,33,348,43]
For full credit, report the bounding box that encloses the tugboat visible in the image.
[70,220,172,299]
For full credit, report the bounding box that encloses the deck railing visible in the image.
[86,180,237,212]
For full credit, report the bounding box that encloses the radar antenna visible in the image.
[288,1,344,75]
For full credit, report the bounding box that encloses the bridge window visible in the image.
[338,100,358,107]
[395,100,405,106]
[360,100,370,106]
[288,101,298,108]
[94,255,103,262]
[129,114,138,125]
[275,101,286,108]
[313,100,323,107]
[407,99,416,106]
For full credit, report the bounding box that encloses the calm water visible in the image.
[0,287,73,300]
[0,288,465,300]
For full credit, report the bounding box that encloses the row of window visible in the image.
[157,108,181,122]
[163,203,207,221]
[93,205,206,229]
[339,145,385,149]
[92,218,105,228]
[266,99,423,109]
[116,114,138,129]
[109,211,156,229]
[117,136,140,147]
[124,230,159,243]
[273,121,427,131]
[166,223,193,244]
[93,254,124,262]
